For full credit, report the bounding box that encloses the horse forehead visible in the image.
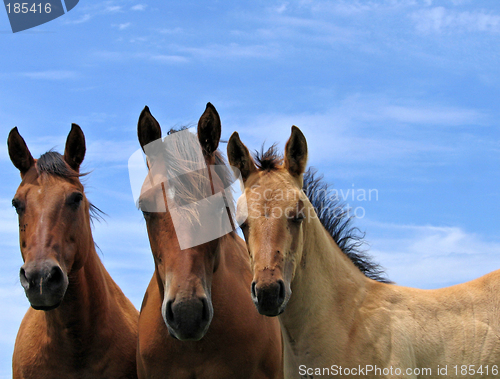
[40,174,80,193]
[247,179,302,204]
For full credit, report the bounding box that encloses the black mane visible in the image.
[303,169,391,283]
[37,151,82,178]
[254,144,282,171]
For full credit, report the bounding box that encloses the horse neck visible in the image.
[45,236,113,338]
[280,206,370,349]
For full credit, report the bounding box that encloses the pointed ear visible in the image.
[138,106,162,152]
[8,127,35,176]
[227,132,256,182]
[284,125,308,177]
[64,124,86,172]
[197,102,221,157]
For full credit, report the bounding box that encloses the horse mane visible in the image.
[254,147,390,283]
[254,144,283,171]
[36,151,83,178]
[36,151,105,224]
[303,169,391,283]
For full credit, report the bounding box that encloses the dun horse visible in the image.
[8,125,138,379]
[228,126,500,379]
[135,103,283,379]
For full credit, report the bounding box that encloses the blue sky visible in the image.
[1,0,500,376]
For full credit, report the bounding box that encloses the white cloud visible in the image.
[131,4,147,11]
[412,6,500,33]
[380,104,482,125]
[130,37,148,43]
[105,5,122,13]
[149,54,189,64]
[158,27,184,34]
[365,220,500,289]
[274,3,288,14]
[179,43,279,60]
[66,13,91,24]
[115,22,131,30]
[91,51,189,65]
[229,94,488,167]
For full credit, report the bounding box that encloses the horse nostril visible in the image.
[165,299,175,324]
[19,267,29,289]
[277,279,286,304]
[201,297,210,322]
[47,266,63,285]
[251,281,257,298]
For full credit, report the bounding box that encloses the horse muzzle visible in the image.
[162,296,214,341]
[20,259,68,311]
[251,279,290,317]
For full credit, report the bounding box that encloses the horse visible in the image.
[8,125,139,379]
[135,103,283,379]
[227,125,500,379]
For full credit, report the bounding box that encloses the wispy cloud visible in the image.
[230,94,488,167]
[149,54,189,63]
[131,4,147,11]
[91,50,189,65]
[158,27,184,34]
[65,1,130,24]
[21,70,78,80]
[412,6,500,34]
[66,13,91,24]
[377,104,483,125]
[105,5,122,13]
[179,43,279,60]
[365,220,500,289]
[114,22,131,30]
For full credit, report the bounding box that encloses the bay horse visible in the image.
[135,103,283,378]
[228,126,500,379]
[8,125,139,379]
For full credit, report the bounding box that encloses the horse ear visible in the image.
[284,125,308,177]
[8,127,35,176]
[138,106,162,153]
[197,102,221,157]
[64,124,86,172]
[227,132,256,182]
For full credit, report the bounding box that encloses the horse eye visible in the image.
[292,214,304,223]
[12,198,24,215]
[142,210,152,219]
[67,192,84,209]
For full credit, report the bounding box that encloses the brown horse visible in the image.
[228,126,500,378]
[135,103,283,379]
[8,125,139,379]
